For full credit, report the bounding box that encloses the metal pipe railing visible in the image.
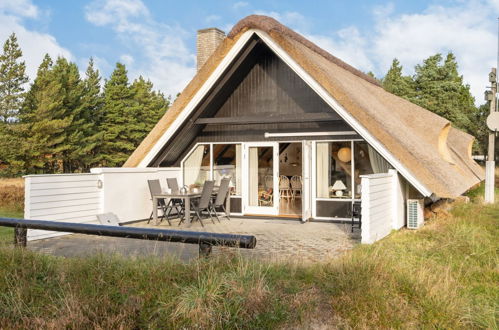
[0,218,257,256]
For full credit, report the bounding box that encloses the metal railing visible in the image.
[0,218,257,257]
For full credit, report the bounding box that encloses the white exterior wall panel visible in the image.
[24,167,181,241]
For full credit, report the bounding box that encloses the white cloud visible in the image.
[0,0,72,81]
[205,14,221,24]
[233,2,248,10]
[307,27,375,72]
[85,0,195,97]
[119,54,134,66]
[371,0,497,103]
[258,1,497,103]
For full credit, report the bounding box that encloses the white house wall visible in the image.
[24,173,103,241]
[91,167,181,223]
[361,171,407,244]
[24,167,181,241]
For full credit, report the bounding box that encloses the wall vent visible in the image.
[407,199,424,229]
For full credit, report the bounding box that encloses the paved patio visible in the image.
[28,217,361,263]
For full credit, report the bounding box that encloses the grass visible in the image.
[0,178,24,245]
[0,193,497,328]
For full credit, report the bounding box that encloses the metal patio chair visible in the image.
[166,177,185,219]
[147,179,172,225]
[183,180,215,227]
[210,177,231,222]
[351,201,362,232]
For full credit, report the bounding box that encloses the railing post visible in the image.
[14,227,27,247]
[199,242,212,257]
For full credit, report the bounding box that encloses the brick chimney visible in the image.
[196,28,225,71]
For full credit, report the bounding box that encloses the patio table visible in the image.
[152,192,200,225]
[152,188,231,225]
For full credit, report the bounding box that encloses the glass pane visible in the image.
[213,144,241,196]
[249,146,274,207]
[354,141,374,198]
[316,142,352,199]
[183,144,210,189]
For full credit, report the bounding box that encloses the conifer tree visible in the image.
[410,53,476,132]
[74,58,104,170]
[0,33,28,175]
[22,55,73,173]
[382,59,414,100]
[100,62,135,166]
[130,76,169,146]
[0,33,28,123]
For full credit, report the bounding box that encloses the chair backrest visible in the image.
[264,175,273,189]
[166,177,180,193]
[214,177,231,206]
[290,175,302,189]
[148,179,166,206]
[148,179,162,196]
[352,201,362,215]
[279,175,290,189]
[198,180,215,209]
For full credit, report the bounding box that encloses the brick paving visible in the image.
[28,217,361,263]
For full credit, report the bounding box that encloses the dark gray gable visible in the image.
[152,34,355,167]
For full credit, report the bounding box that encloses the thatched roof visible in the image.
[124,15,484,198]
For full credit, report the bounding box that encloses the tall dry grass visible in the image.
[0,195,496,329]
[0,178,24,211]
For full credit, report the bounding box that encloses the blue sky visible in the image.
[1,0,498,103]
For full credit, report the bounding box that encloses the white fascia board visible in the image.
[138,30,255,168]
[139,28,432,197]
[255,30,432,197]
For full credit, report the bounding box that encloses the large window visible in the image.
[183,144,210,188]
[182,143,242,196]
[316,142,353,199]
[213,144,242,196]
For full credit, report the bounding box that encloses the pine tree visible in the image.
[22,55,73,173]
[410,53,476,132]
[130,76,169,147]
[0,33,28,123]
[74,58,104,170]
[100,62,135,167]
[0,33,29,176]
[382,59,414,100]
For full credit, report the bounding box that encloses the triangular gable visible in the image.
[125,28,432,196]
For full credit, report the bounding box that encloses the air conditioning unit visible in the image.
[407,199,424,229]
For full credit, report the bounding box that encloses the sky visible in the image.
[1,0,498,104]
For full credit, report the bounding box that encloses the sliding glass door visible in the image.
[243,142,279,215]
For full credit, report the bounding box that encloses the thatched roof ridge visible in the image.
[229,15,381,87]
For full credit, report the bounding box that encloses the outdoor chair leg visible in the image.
[221,205,230,221]
[210,205,221,223]
[195,210,204,227]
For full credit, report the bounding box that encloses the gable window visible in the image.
[182,143,242,196]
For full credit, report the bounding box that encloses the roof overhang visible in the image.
[138,29,433,197]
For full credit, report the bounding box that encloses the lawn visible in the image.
[0,193,497,328]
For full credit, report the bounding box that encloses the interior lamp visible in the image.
[331,180,347,197]
[337,147,351,163]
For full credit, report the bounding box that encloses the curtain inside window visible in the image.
[368,145,391,173]
[249,147,259,206]
[316,143,329,198]
[236,144,242,195]
[184,145,205,187]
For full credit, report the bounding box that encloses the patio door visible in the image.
[302,141,312,222]
[243,142,279,215]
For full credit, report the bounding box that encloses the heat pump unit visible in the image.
[407,199,424,229]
